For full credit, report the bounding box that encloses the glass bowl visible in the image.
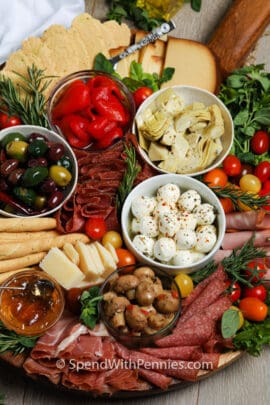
[99,264,181,348]
[47,70,136,150]
[0,270,65,336]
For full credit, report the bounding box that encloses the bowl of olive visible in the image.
[0,125,78,217]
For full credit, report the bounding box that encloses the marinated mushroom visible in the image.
[155,290,180,314]
[148,313,174,329]
[152,277,163,297]
[111,312,126,329]
[113,275,139,294]
[133,266,155,280]
[125,305,148,331]
[104,296,130,318]
[136,279,156,306]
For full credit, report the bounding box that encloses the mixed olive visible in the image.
[0,131,73,214]
[102,266,180,337]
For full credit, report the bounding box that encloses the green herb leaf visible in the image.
[221,309,240,338]
[159,67,175,85]
[234,110,249,126]
[253,108,270,125]
[233,318,270,356]
[0,321,38,356]
[191,0,202,12]
[80,287,103,330]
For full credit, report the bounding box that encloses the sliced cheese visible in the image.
[161,38,218,93]
[75,241,100,280]
[104,242,119,264]
[109,46,139,77]
[94,242,117,274]
[63,243,80,266]
[87,244,105,274]
[39,247,84,289]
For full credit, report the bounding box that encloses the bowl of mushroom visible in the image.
[121,174,226,274]
[99,264,181,347]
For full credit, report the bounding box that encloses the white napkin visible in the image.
[0,0,85,64]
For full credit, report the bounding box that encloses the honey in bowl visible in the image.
[0,270,64,336]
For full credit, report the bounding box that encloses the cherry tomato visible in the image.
[254,161,270,183]
[133,87,153,108]
[220,197,235,214]
[222,155,241,177]
[225,280,241,302]
[0,113,22,129]
[231,163,254,185]
[243,285,267,302]
[173,273,194,298]
[116,248,136,268]
[251,131,269,155]
[203,168,228,188]
[239,297,268,321]
[84,217,107,240]
[259,188,270,211]
[239,174,262,193]
[102,231,123,249]
[244,260,267,282]
[262,180,270,192]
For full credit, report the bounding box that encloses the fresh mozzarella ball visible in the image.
[139,216,159,238]
[157,183,180,204]
[131,196,157,218]
[196,224,217,234]
[154,201,177,217]
[190,251,205,263]
[133,235,155,257]
[178,211,197,230]
[154,237,176,262]
[178,190,201,212]
[131,218,140,234]
[172,250,194,266]
[194,203,216,225]
[195,227,217,253]
[175,229,196,250]
[159,212,180,237]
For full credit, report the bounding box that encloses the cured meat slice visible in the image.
[221,230,270,250]
[205,296,232,321]
[104,369,150,391]
[226,211,270,231]
[0,352,26,368]
[58,335,103,360]
[62,370,110,394]
[138,368,172,390]
[155,313,215,348]
[203,335,234,353]
[198,353,220,370]
[23,357,61,384]
[140,346,201,360]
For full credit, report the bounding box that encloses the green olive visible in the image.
[6,140,29,162]
[1,132,26,148]
[49,165,72,187]
[34,195,47,210]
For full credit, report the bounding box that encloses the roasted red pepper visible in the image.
[87,76,125,100]
[87,116,118,140]
[96,127,123,149]
[58,114,92,148]
[92,86,128,124]
[52,80,91,120]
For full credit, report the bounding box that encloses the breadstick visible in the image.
[0,231,60,241]
[0,267,38,283]
[0,233,90,260]
[0,217,57,232]
[0,253,46,273]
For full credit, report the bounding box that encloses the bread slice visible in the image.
[161,38,219,93]
[103,20,131,49]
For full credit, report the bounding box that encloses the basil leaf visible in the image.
[234,110,249,126]
[253,108,270,125]
[191,0,202,12]
[129,61,144,81]
[160,67,175,85]
[122,77,143,92]
[226,74,247,89]
[79,286,103,329]
[94,53,115,74]
[221,309,240,338]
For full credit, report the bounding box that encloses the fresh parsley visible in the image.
[233,318,270,356]
[80,286,103,329]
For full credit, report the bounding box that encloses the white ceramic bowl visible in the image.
[121,174,226,275]
[0,125,78,218]
[132,85,234,177]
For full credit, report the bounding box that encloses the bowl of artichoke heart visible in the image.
[133,86,234,176]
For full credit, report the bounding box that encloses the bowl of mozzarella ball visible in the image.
[121,174,226,274]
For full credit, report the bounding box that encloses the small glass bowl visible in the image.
[0,270,65,336]
[99,264,181,348]
[47,70,136,150]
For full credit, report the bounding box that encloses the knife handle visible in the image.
[109,20,176,66]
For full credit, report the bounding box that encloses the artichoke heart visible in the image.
[204,104,225,139]
[155,89,184,117]
[137,108,172,141]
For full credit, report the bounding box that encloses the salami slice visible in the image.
[198,353,220,370]
[138,368,172,390]
[140,346,201,360]
[205,296,232,321]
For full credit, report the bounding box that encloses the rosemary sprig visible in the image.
[0,393,4,405]
[0,321,38,356]
[191,237,267,285]
[211,184,269,211]
[116,144,141,211]
[0,64,54,128]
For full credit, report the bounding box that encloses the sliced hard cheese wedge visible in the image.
[109,46,139,77]
[94,242,117,274]
[39,247,84,289]
[104,242,119,264]
[87,244,105,274]
[136,31,166,76]
[63,243,80,266]
[161,38,219,93]
[75,241,101,280]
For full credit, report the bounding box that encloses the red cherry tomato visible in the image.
[0,113,22,129]
[84,217,107,240]
[262,180,270,192]
[231,163,254,185]
[251,130,270,155]
[259,189,270,211]
[203,168,228,188]
[133,87,153,108]
[244,260,267,282]
[220,197,234,214]
[243,285,267,302]
[116,248,136,268]
[254,161,270,183]
[222,155,242,177]
[225,280,241,302]
[239,297,268,321]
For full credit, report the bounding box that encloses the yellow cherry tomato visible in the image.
[239,174,262,194]
[230,306,244,329]
[173,273,194,298]
[102,231,123,249]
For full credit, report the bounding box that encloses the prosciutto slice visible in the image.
[23,358,62,384]
[226,211,270,231]
[221,230,270,250]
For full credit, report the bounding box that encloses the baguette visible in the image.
[0,230,60,241]
[0,233,90,260]
[0,253,46,273]
[0,218,56,232]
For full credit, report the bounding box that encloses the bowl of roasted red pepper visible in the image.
[47,70,135,150]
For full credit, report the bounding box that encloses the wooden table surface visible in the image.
[0,0,270,404]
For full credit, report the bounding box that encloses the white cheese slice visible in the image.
[87,244,105,274]
[75,241,99,280]
[104,242,119,264]
[94,242,117,274]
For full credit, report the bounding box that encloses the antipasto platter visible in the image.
[0,5,270,399]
